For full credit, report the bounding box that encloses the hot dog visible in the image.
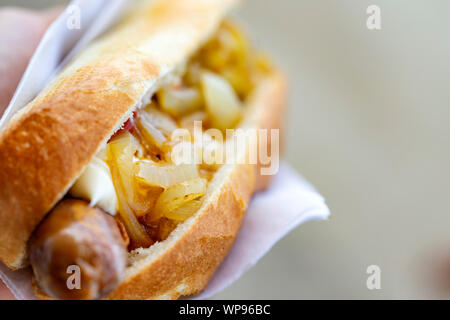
[0,0,286,299]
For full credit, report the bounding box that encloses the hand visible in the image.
[0,280,14,300]
[0,6,62,116]
[0,6,62,299]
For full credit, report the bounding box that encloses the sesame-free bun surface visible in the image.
[0,0,238,269]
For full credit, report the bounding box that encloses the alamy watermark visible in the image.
[366,5,381,30]
[66,265,81,290]
[66,4,81,30]
[170,121,280,176]
[366,264,381,290]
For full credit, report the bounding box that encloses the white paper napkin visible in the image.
[194,163,330,299]
[0,0,330,300]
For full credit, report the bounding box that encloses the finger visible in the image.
[40,6,64,28]
[0,279,15,300]
[0,6,63,116]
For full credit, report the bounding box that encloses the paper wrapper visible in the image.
[0,0,330,299]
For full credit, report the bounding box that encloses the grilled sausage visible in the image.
[29,199,127,300]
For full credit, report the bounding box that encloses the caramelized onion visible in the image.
[149,178,207,221]
[135,160,199,189]
[164,199,203,222]
[141,106,178,136]
[107,132,153,249]
[136,115,167,149]
[201,72,242,131]
[157,86,203,117]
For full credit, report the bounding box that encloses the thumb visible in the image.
[39,6,64,28]
[0,6,63,116]
[0,279,14,300]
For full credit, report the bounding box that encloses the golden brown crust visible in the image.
[0,0,238,269]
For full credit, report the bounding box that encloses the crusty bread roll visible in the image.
[0,0,286,299]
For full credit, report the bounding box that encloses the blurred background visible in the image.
[1,0,450,299]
